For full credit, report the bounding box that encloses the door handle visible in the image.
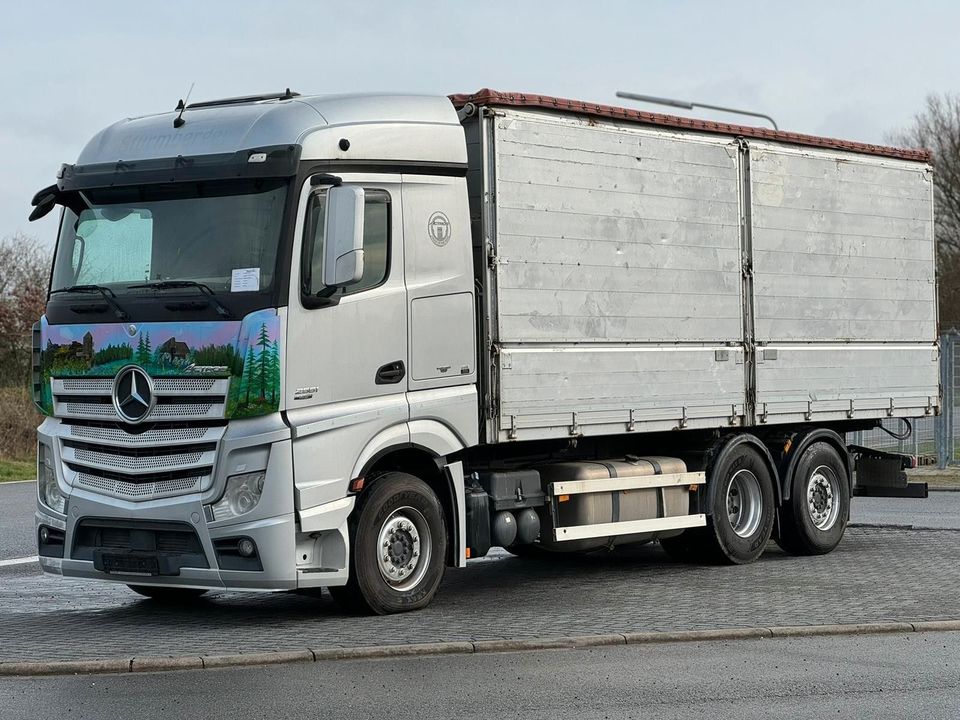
[376,360,406,385]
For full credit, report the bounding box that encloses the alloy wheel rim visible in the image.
[806,465,841,531]
[726,469,763,538]
[376,506,432,592]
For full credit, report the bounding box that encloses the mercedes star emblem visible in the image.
[112,365,155,423]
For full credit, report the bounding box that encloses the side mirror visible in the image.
[29,184,60,222]
[322,185,365,288]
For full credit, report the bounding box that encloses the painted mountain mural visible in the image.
[36,308,282,419]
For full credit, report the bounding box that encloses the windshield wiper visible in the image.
[50,284,130,321]
[127,281,232,318]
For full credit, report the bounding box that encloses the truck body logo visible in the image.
[427,212,451,247]
[112,365,155,423]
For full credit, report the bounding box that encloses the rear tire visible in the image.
[329,472,447,615]
[127,585,208,603]
[704,444,776,564]
[775,442,849,555]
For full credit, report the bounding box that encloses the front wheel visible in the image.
[329,472,447,615]
[775,442,849,555]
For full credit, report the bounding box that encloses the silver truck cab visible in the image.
[33,92,477,605]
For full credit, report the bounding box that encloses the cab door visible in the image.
[285,174,408,511]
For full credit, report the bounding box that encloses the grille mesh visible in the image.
[60,378,112,393]
[64,403,116,416]
[59,377,220,393]
[69,424,212,444]
[151,403,216,417]
[73,448,205,470]
[155,378,218,393]
[77,473,202,499]
[61,402,219,420]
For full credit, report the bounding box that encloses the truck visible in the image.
[28,88,938,614]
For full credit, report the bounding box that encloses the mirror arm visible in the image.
[309,173,343,187]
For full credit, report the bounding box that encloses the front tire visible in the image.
[329,472,447,615]
[775,442,849,555]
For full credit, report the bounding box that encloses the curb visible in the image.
[2,620,959,678]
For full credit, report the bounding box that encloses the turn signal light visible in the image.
[348,477,365,493]
[557,494,570,503]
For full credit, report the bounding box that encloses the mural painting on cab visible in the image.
[36,309,281,419]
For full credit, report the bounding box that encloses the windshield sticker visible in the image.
[231,268,260,292]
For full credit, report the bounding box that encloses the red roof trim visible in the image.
[449,89,931,163]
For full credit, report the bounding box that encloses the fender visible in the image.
[351,418,468,480]
[351,420,468,569]
[703,432,782,515]
[777,428,851,503]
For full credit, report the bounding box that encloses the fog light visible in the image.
[39,526,50,544]
[237,538,256,557]
[209,471,266,521]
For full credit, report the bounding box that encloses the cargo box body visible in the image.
[463,99,939,444]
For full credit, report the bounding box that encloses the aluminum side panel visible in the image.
[749,144,936,342]
[755,344,939,424]
[491,111,743,344]
[497,345,745,441]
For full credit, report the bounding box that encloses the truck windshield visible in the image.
[51,178,287,295]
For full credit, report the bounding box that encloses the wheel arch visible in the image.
[703,432,782,515]
[352,420,467,567]
[775,428,851,503]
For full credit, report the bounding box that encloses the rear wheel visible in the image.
[663,443,775,564]
[127,585,208,603]
[329,472,447,615]
[775,442,849,555]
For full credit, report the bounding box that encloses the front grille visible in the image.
[51,375,229,501]
[51,377,229,423]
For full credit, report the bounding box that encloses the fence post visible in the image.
[938,334,955,469]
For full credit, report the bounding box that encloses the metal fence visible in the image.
[847,333,959,468]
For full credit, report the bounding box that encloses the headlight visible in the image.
[38,445,66,514]
[210,471,265,521]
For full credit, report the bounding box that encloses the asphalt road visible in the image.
[2,632,959,720]
[0,481,35,561]
[853,492,960,529]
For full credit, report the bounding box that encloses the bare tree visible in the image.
[889,94,960,328]
[0,233,51,385]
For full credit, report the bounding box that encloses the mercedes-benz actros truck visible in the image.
[28,88,937,614]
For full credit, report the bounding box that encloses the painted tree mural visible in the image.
[228,321,281,417]
[36,309,281,418]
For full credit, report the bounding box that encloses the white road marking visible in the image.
[0,556,38,567]
[0,479,35,485]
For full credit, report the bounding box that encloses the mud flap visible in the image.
[849,445,928,498]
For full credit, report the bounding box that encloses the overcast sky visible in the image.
[2,0,957,247]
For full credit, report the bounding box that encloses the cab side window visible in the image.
[302,189,390,300]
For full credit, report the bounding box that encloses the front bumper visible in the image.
[37,495,299,592]
[36,413,305,592]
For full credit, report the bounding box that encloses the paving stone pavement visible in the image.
[1,527,958,663]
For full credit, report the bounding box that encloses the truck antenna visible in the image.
[173,82,195,129]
